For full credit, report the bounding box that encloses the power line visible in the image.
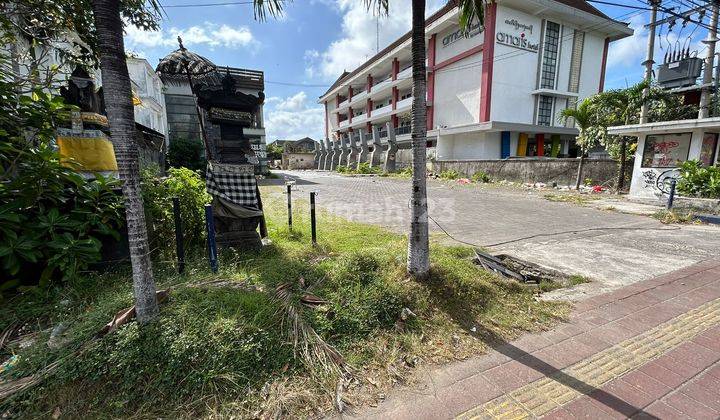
[586,0,654,11]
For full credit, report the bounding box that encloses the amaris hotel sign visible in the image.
[441,21,482,48]
[496,18,539,52]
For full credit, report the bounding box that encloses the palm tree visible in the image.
[559,99,594,190]
[365,0,484,279]
[591,81,648,191]
[92,0,159,324]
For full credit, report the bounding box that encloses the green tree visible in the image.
[363,0,484,279]
[559,98,595,190]
[168,137,206,171]
[586,81,695,191]
[266,142,284,161]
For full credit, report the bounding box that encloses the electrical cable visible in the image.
[426,209,681,250]
[587,0,654,10]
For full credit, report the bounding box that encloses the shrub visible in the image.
[397,166,413,177]
[439,169,460,180]
[676,160,720,199]
[355,162,380,174]
[141,167,211,256]
[471,170,491,183]
[167,137,206,171]
[335,165,349,173]
[0,88,124,292]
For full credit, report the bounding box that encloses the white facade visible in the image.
[319,0,632,160]
[127,57,168,139]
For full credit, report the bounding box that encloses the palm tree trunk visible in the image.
[617,136,627,191]
[92,0,159,323]
[575,153,585,190]
[407,0,430,279]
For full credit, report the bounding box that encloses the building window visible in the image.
[540,21,560,89]
[537,95,554,126]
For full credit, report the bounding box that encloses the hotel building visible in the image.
[318,0,632,160]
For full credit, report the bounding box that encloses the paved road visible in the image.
[271,170,719,300]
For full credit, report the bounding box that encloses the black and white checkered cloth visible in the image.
[206,163,258,208]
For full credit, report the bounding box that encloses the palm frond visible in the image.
[458,0,486,33]
[274,282,351,377]
[253,0,291,21]
[361,0,389,16]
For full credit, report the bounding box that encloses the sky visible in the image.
[124,0,712,142]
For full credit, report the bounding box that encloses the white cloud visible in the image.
[275,91,308,112]
[305,0,445,81]
[265,91,325,141]
[124,22,257,51]
[607,15,648,69]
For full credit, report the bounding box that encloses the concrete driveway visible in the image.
[269,170,719,300]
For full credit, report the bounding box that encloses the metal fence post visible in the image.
[287,183,293,230]
[310,191,317,245]
[172,197,185,274]
[667,178,677,210]
[204,204,218,273]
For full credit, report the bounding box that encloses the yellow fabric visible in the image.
[517,133,528,157]
[58,136,118,171]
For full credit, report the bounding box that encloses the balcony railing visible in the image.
[349,89,367,105]
[371,76,392,95]
[350,113,367,125]
[396,96,413,110]
[339,119,349,128]
[378,130,388,138]
[373,103,392,118]
[396,66,411,82]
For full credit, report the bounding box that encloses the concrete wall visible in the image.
[629,129,715,199]
[433,158,618,186]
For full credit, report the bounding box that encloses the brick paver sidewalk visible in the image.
[350,259,720,419]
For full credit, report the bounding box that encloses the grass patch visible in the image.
[538,274,590,293]
[651,209,698,224]
[438,169,460,180]
[0,186,570,418]
[543,193,601,205]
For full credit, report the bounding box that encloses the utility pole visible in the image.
[640,0,661,124]
[699,1,720,119]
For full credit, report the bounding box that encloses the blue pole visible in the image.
[667,179,677,210]
[205,204,218,273]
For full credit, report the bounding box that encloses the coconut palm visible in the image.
[560,98,594,190]
[91,0,160,324]
[364,0,484,279]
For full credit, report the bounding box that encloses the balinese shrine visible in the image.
[156,43,267,249]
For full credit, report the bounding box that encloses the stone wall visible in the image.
[432,158,619,186]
